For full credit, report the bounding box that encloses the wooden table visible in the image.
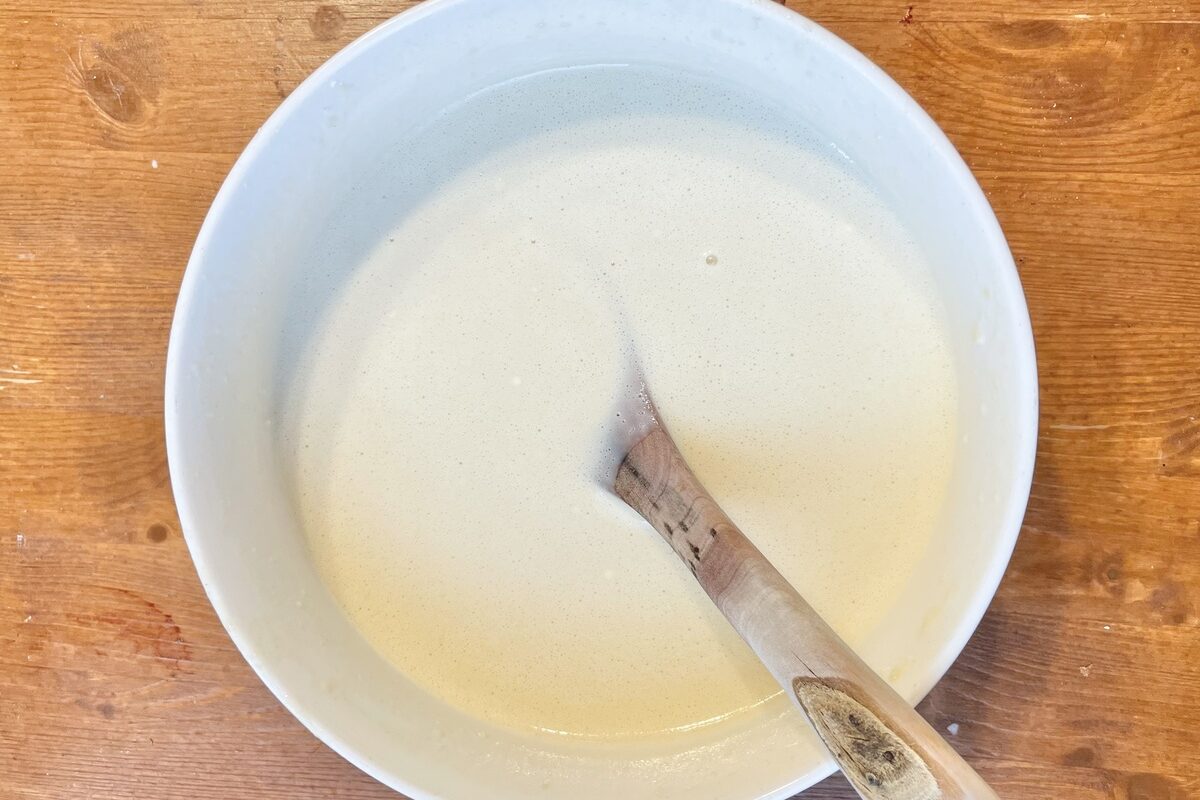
[2,1,1197,798]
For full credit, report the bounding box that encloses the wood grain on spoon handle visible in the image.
[615,427,999,800]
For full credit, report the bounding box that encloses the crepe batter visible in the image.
[281,65,957,739]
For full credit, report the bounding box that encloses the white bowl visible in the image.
[165,1,1038,797]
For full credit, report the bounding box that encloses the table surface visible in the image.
[2,1,1198,798]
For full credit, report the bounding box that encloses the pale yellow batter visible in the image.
[282,66,957,739]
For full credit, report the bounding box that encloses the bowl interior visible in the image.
[166,1,1037,798]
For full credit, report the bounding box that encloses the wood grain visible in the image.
[2,1,1198,799]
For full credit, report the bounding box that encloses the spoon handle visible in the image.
[616,427,998,800]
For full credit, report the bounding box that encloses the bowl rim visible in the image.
[164,1,1038,797]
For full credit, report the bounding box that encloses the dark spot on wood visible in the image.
[900,5,914,24]
[663,522,673,537]
[689,543,701,559]
[678,518,689,532]
[68,587,191,675]
[622,460,650,490]
[1148,582,1180,610]
[1147,581,1194,625]
[310,5,347,41]
[709,527,718,538]
[1095,551,1124,596]
[146,523,168,542]
[97,702,116,719]
[1062,746,1095,767]
[68,28,161,126]
[793,679,938,796]
[78,65,143,122]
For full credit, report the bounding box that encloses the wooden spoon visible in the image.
[611,391,999,800]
